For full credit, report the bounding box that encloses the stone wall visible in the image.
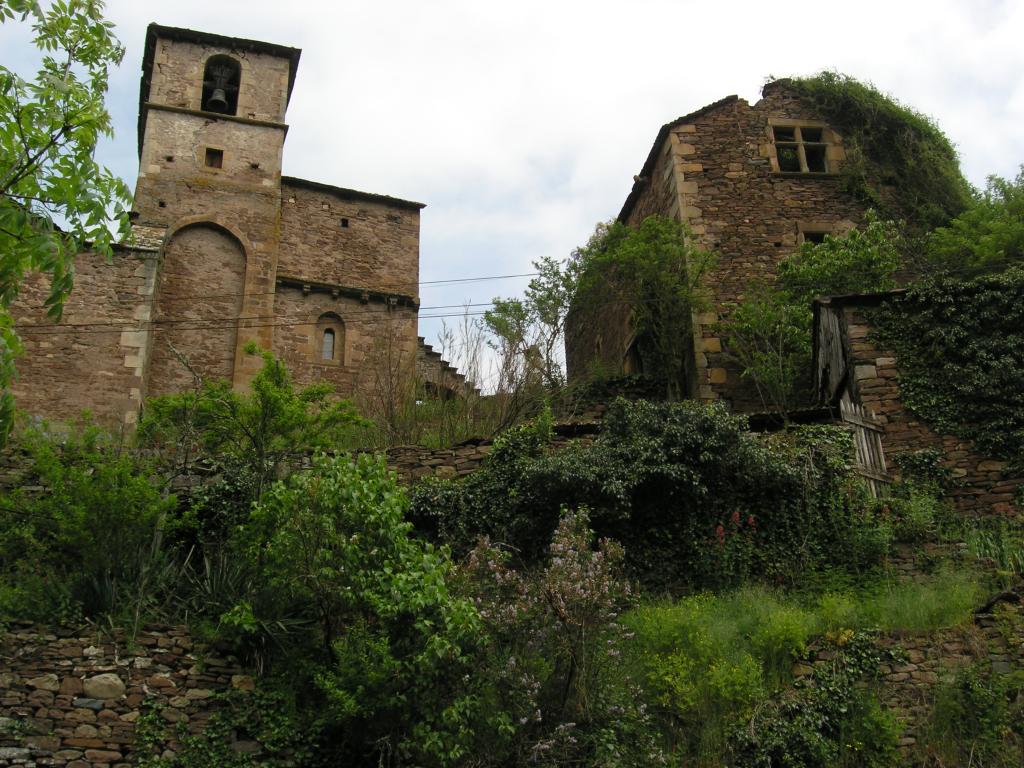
[0,623,257,767]
[840,303,1023,516]
[271,285,418,399]
[385,423,600,484]
[278,180,421,300]
[10,240,160,432]
[794,585,1024,756]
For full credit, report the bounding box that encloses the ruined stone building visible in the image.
[566,82,871,411]
[11,24,467,430]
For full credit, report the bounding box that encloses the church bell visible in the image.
[206,87,229,113]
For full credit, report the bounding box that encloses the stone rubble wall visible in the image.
[844,304,1023,516]
[794,589,1024,756]
[385,422,600,485]
[0,624,256,768]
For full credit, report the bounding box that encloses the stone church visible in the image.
[11,24,466,430]
[565,82,870,412]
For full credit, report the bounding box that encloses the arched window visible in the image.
[201,55,240,115]
[321,328,335,360]
[314,312,345,365]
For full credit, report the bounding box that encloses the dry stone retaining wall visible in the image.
[0,623,256,767]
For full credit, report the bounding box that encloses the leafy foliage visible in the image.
[726,214,902,413]
[0,422,174,626]
[725,287,813,414]
[781,72,971,229]
[924,662,1024,767]
[0,0,132,441]
[730,631,900,768]
[870,266,1024,467]
[140,346,365,512]
[136,687,324,768]
[410,399,888,588]
[484,254,579,395]
[460,509,666,767]
[246,453,483,766]
[927,167,1024,275]
[571,216,715,398]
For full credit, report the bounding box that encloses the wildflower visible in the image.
[730,510,741,526]
[715,524,725,544]
[747,514,756,528]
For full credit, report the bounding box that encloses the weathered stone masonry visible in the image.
[0,624,259,767]
[10,24,428,430]
[814,293,1024,516]
[567,83,868,411]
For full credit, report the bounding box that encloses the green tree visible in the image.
[927,167,1024,275]
[572,216,715,399]
[250,453,482,765]
[726,214,902,413]
[0,0,132,440]
[140,346,365,507]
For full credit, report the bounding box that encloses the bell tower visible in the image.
[133,25,301,393]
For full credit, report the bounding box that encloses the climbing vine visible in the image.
[870,266,1024,467]
[780,72,972,230]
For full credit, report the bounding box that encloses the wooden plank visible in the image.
[855,465,893,483]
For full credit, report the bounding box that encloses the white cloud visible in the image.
[3,0,1022,366]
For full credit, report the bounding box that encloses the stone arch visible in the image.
[148,222,247,396]
[314,311,346,366]
[200,54,241,115]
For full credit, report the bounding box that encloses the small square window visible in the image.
[771,124,830,174]
[803,230,828,245]
[205,148,223,168]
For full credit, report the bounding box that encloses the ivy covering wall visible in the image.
[781,72,972,230]
[871,267,1024,467]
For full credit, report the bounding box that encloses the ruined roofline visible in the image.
[617,94,739,223]
[138,23,302,155]
[282,177,426,212]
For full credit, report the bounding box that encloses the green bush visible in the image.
[0,423,175,626]
[459,508,667,767]
[729,631,900,768]
[925,663,1024,767]
[241,453,483,766]
[410,399,889,588]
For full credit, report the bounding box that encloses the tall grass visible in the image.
[621,570,985,766]
[818,568,983,633]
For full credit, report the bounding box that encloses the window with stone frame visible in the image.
[771,124,830,174]
[314,313,345,365]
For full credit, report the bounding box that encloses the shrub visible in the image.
[459,509,666,767]
[729,631,900,768]
[0,423,175,627]
[925,663,1024,767]
[411,399,889,588]
[241,453,483,766]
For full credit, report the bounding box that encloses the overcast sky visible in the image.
[4,0,1023,380]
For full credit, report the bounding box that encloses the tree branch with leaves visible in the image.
[0,0,132,440]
